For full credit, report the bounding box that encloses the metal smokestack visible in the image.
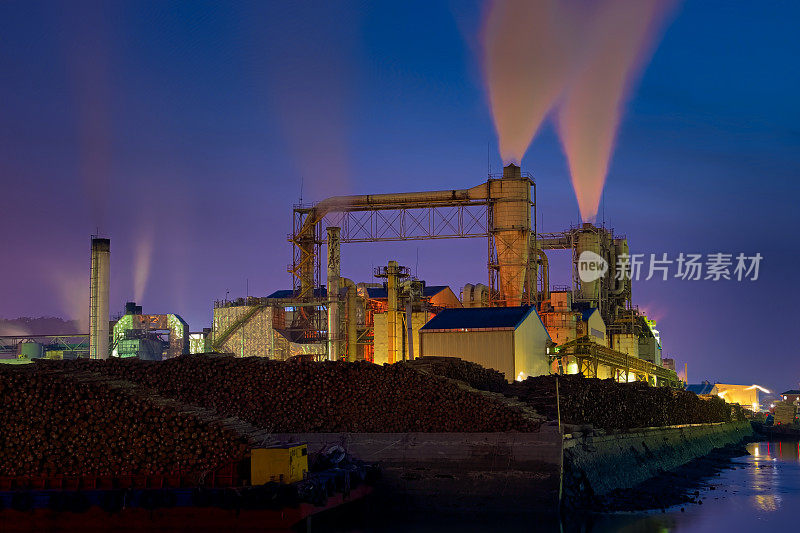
[326,227,341,361]
[89,237,110,359]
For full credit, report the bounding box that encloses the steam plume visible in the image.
[133,228,154,303]
[556,0,675,221]
[62,2,112,231]
[51,271,90,332]
[482,0,574,164]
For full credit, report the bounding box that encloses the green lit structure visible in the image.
[112,302,189,360]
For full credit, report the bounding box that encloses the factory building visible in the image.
[419,306,551,381]
[782,390,800,404]
[363,285,461,309]
[111,302,189,360]
[212,300,284,358]
[189,329,212,354]
[365,283,462,365]
[709,384,768,411]
[687,381,770,411]
[211,296,326,360]
[189,163,681,387]
[539,291,607,347]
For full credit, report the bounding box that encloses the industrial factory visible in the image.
[1,164,679,387]
[2,162,678,388]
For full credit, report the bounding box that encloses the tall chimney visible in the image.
[326,227,341,361]
[89,237,110,359]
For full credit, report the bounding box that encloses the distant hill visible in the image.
[0,317,83,336]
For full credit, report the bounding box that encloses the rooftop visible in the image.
[686,382,715,395]
[420,306,537,331]
[365,285,449,299]
[266,288,328,299]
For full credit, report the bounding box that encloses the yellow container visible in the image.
[251,444,308,485]
[45,350,64,360]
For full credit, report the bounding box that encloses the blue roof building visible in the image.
[419,306,551,381]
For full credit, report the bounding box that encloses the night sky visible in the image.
[1,1,798,391]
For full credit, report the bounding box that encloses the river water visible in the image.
[324,440,800,532]
[586,440,800,532]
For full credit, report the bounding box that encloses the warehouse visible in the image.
[687,381,770,411]
[418,306,551,381]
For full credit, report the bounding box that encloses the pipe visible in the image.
[387,261,399,364]
[311,186,488,219]
[341,278,357,361]
[326,227,341,361]
[609,238,629,296]
[89,237,110,360]
[296,184,489,299]
[406,297,414,360]
[537,247,550,301]
[302,186,489,243]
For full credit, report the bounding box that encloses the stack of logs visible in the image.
[43,356,540,433]
[0,366,249,478]
[504,375,744,430]
[401,357,507,393]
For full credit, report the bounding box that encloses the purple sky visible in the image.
[1,1,798,391]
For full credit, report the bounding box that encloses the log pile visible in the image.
[0,366,248,478]
[44,356,540,433]
[504,375,744,430]
[401,357,507,393]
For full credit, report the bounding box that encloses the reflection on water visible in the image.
[754,494,778,512]
[608,440,800,532]
[328,440,800,532]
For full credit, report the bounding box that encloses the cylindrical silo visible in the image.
[89,237,110,359]
[575,225,601,302]
[610,237,630,297]
[491,164,531,306]
[18,341,43,360]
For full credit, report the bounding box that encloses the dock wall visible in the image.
[270,427,563,512]
[563,421,754,498]
[271,420,753,512]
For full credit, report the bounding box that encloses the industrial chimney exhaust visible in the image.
[89,237,110,359]
[491,163,532,306]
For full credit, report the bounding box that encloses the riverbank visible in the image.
[314,440,792,532]
[562,421,754,508]
[270,421,754,514]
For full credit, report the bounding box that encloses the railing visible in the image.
[554,336,680,386]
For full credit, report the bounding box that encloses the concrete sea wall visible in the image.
[270,427,563,512]
[563,421,754,498]
[271,421,753,512]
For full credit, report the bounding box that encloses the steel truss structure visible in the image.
[0,334,90,356]
[553,336,680,388]
[289,174,537,310]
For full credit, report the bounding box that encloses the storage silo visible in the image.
[575,224,602,302]
[491,164,531,306]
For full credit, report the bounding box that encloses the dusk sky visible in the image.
[1,2,798,391]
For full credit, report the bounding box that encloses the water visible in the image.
[322,440,800,532]
[594,440,800,532]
